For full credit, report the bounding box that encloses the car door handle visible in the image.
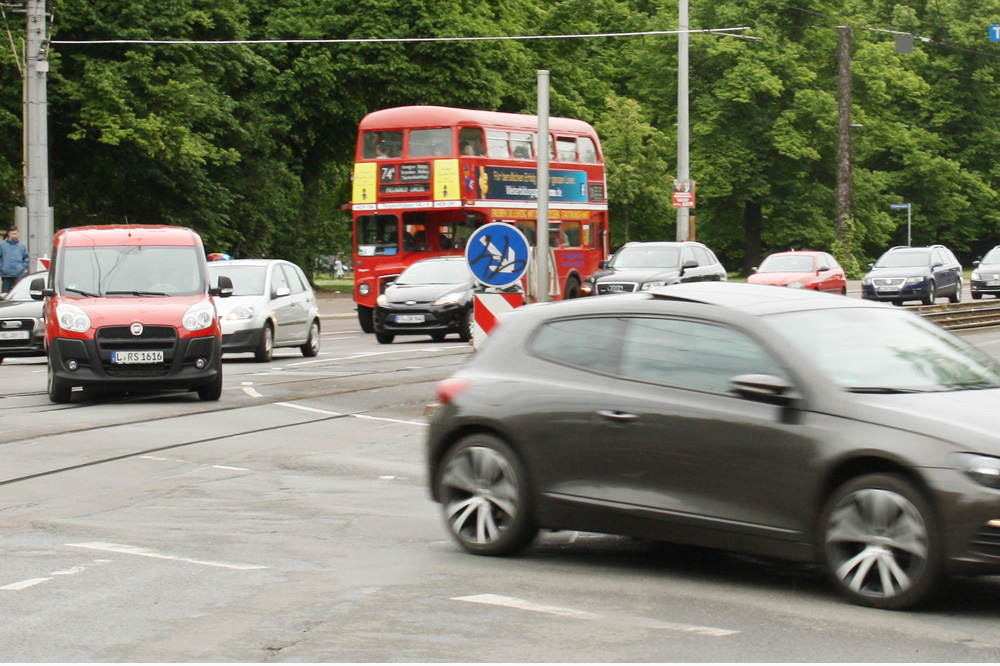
[597,409,638,422]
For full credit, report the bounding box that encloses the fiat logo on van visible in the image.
[130,323,144,336]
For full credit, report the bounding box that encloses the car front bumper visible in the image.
[374,303,468,336]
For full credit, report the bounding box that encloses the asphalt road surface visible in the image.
[2,295,1000,661]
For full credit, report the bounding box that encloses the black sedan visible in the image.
[0,271,47,364]
[427,282,1000,610]
[582,241,726,296]
[374,257,475,344]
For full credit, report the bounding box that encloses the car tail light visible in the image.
[436,377,470,405]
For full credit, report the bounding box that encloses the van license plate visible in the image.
[112,350,164,364]
[0,330,29,340]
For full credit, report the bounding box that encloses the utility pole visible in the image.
[535,69,551,302]
[20,0,52,268]
[834,25,852,254]
[676,0,690,241]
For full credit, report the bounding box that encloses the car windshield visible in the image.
[59,246,205,296]
[207,264,266,296]
[398,260,471,285]
[610,246,681,269]
[875,250,930,268]
[981,248,1000,265]
[766,307,1000,391]
[758,255,815,273]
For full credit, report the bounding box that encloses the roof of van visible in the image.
[55,225,203,247]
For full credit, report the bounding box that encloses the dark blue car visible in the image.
[861,245,962,305]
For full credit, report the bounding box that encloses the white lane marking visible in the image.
[212,465,249,471]
[453,594,738,637]
[68,542,268,571]
[351,413,427,427]
[242,386,263,398]
[274,402,342,416]
[1,578,51,591]
[49,566,87,576]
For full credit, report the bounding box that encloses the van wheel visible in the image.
[254,323,274,362]
[301,319,320,357]
[198,371,223,401]
[47,365,71,403]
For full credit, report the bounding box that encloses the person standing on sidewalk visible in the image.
[1,227,30,294]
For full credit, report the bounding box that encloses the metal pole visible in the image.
[907,204,912,246]
[834,26,852,248]
[24,0,52,266]
[536,70,551,302]
[676,0,690,241]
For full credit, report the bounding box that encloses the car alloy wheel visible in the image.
[820,473,940,609]
[301,320,320,357]
[255,323,274,362]
[437,435,537,556]
[922,281,936,305]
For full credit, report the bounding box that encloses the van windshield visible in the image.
[59,246,206,297]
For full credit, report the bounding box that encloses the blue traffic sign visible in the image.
[991,25,1000,42]
[890,203,910,209]
[465,223,530,288]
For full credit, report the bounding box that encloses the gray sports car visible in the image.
[427,282,1000,610]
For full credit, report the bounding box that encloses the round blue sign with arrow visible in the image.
[465,223,531,288]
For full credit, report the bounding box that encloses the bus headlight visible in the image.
[359,283,371,296]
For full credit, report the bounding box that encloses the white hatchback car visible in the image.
[207,259,320,362]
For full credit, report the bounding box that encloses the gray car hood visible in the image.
[0,298,44,317]
[385,282,472,304]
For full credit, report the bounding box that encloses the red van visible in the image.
[33,225,232,403]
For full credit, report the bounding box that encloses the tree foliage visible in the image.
[1,0,999,278]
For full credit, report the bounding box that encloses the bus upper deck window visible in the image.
[459,128,485,156]
[578,137,599,163]
[511,133,532,160]
[363,131,402,159]
[410,128,453,157]
[487,131,510,158]
[556,138,577,162]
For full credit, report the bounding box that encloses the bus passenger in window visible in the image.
[461,141,475,156]
[376,141,391,159]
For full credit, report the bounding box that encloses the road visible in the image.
[2,295,1000,661]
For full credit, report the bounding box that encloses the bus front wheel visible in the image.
[564,277,581,299]
[358,305,374,333]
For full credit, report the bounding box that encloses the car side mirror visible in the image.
[750,267,758,274]
[932,262,943,269]
[680,259,698,274]
[210,275,233,298]
[867,262,874,270]
[273,286,291,298]
[598,259,608,270]
[974,260,981,267]
[29,277,47,300]
[730,373,798,407]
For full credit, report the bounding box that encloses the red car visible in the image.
[748,250,847,294]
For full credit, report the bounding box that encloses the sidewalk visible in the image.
[316,292,356,320]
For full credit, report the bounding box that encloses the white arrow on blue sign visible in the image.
[465,223,531,288]
[991,25,1000,42]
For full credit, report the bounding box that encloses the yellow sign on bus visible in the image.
[352,162,377,205]
[434,159,460,202]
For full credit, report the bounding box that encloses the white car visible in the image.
[207,259,320,362]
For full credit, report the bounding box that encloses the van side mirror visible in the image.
[210,275,233,298]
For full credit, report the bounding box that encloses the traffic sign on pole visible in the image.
[465,223,530,289]
[889,203,910,210]
[991,25,1000,42]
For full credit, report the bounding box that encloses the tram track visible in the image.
[0,351,465,488]
[912,301,1000,330]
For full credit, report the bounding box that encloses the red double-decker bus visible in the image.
[348,105,610,333]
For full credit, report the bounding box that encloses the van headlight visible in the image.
[957,453,1000,490]
[183,302,215,331]
[56,303,90,333]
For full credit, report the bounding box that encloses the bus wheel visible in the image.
[358,305,374,333]
[564,277,581,299]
